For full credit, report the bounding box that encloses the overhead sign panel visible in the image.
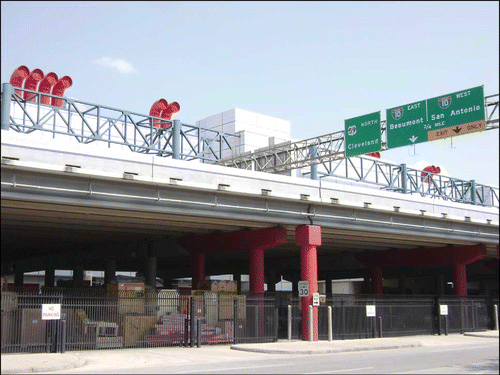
[386,86,485,149]
[345,111,381,157]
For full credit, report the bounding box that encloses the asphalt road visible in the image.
[50,340,498,374]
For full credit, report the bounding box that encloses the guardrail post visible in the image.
[288,305,292,340]
[401,163,408,194]
[1,83,13,130]
[173,119,181,159]
[470,180,477,205]
[327,306,332,341]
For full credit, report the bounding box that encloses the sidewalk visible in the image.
[1,331,498,374]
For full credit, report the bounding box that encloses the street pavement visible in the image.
[1,330,498,374]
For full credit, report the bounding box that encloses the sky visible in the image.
[1,1,499,187]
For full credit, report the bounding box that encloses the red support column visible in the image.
[296,225,321,341]
[249,247,265,337]
[191,250,205,291]
[372,266,383,296]
[452,263,467,297]
[249,248,265,295]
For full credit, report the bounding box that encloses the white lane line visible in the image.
[306,367,374,374]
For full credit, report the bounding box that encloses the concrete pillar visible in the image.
[436,273,445,297]
[452,263,467,297]
[14,271,24,289]
[104,259,117,286]
[296,225,321,341]
[191,250,205,291]
[267,271,278,293]
[73,265,84,287]
[45,268,55,288]
[249,248,265,295]
[325,278,332,296]
[234,273,242,292]
[292,273,299,293]
[372,267,383,296]
[145,244,157,290]
[161,270,173,289]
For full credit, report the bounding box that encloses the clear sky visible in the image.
[2,1,499,187]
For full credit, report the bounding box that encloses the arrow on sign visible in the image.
[409,135,418,143]
[453,126,462,134]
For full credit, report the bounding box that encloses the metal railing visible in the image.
[0,288,278,354]
[284,294,494,341]
[1,83,239,162]
[317,159,499,207]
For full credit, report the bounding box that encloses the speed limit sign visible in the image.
[298,281,309,297]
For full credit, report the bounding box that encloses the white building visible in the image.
[197,108,292,160]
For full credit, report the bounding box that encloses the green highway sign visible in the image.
[386,86,485,149]
[345,111,381,158]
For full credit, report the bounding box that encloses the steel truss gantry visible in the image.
[1,83,239,162]
[217,94,499,208]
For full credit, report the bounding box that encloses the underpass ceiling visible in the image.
[1,196,485,276]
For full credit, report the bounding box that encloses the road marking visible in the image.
[306,367,374,374]
[428,345,492,353]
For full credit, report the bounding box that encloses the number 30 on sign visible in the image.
[298,281,309,297]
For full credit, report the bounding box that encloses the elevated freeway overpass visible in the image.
[1,82,498,341]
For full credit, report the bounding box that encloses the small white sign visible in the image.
[440,304,448,316]
[366,305,376,317]
[298,281,310,297]
[41,304,61,320]
[312,293,320,306]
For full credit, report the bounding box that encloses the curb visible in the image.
[230,342,422,355]
[4,358,87,374]
[463,332,499,338]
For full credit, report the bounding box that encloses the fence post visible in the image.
[309,305,313,342]
[494,305,499,331]
[274,307,279,342]
[378,316,383,338]
[444,314,448,336]
[436,297,442,335]
[327,306,332,341]
[342,300,346,340]
[184,317,189,347]
[197,318,201,348]
[233,298,238,344]
[190,297,195,348]
[59,319,67,353]
[254,305,259,339]
[1,83,13,130]
[288,305,292,340]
